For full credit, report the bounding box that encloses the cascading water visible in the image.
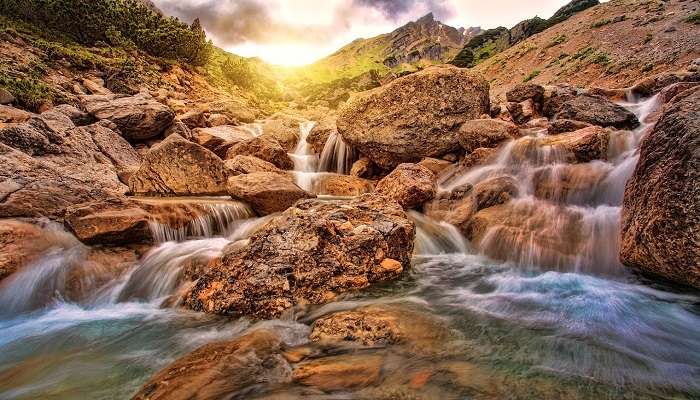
[318,132,356,175]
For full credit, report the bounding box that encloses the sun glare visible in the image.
[229,42,330,67]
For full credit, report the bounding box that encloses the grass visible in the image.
[545,34,568,49]
[571,46,596,61]
[0,70,58,111]
[592,52,611,65]
[641,63,654,73]
[590,19,611,28]
[687,11,700,25]
[644,33,654,44]
[523,70,541,82]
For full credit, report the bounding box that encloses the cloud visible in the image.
[351,0,455,21]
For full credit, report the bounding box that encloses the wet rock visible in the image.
[133,330,290,400]
[506,83,545,107]
[375,163,437,209]
[0,220,48,281]
[224,155,287,177]
[307,116,337,154]
[0,104,32,123]
[129,134,228,196]
[227,172,314,215]
[81,92,174,141]
[548,119,592,134]
[621,87,700,288]
[314,174,375,196]
[226,136,294,170]
[542,84,578,118]
[193,125,254,158]
[555,94,639,129]
[525,126,611,163]
[458,119,518,153]
[337,65,490,169]
[629,71,700,98]
[657,82,700,105]
[185,194,415,318]
[350,157,378,179]
[261,115,302,151]
[533,163,609,203]
[292,354,383,391]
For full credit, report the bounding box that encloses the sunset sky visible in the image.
[152,0,580,66]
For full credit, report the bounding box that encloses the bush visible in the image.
[590,19,611,28]
[687,11,700,25]
[523,70,541,82]
[0,71,56,111]
[0,0,212,65]
[221,58,255,89]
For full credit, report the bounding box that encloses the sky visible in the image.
[152,0,576,66]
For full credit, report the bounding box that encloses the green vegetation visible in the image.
[0,0,212,65]
[642,63,654,73]
[590,19,612,28]
[545,35,568,49]
[687,11,700,25]
[571,46,596,61]
[592,52,611,65]
[0,70,59,111]
[523,69,541,82]
[644,33,654,44]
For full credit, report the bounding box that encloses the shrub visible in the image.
[687,11,700,25]
[0,0,212,65]
[593,52,611,65]
[221,58,255,89]
[523,70,541,82]
[644,33,653,44]
[0,71,56,111]
[545,34,567,49]
[590,19,611,28]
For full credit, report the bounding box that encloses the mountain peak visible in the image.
[416,12,435,25]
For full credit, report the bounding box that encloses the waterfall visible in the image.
[318,132,355,175]
[148,201,255,243]
[410,211,469,255]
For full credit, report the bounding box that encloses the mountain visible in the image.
[291,13,481,84]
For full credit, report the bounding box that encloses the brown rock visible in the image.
[337,65,490,169]
[224,155,287,177]
[206,113,233,127]
[0,105,32,123]
[538,126,611,163]
[542,84,578,118]
[458,119,518,153]
[261,115,302,151]
[418,157,453,175]
[129,134,228,196]
[226,136,294,170]
[89,122,142,184]
[350,157,377,179]
[555,94,639,129]
[506,83,545,106]
[548,119,592,134]
[81,92,174,141]
[226,172,314,215]
[0,88,15,105]
[185,194,415,318]
[176,110,207,129]
[620,87,700,288]
[132,330,290,400]
[0,220,48,281]
[81,78,111,95]
[375,163,436,209]
[314,174,375,196]
[163,122,192,140]
[292,354,383,391]
[193,125,254,158]
[307,116,337,154]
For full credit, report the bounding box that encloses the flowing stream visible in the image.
[0,96,699,399]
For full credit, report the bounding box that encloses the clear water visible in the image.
[0,96,698,399]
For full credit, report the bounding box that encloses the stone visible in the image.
[226,136,294,170]
[506,83,545,107]
[337,65,490,169]
[417,157,453,175]
[0,104,32,123]
[314,174,375,196]
[0,220,49,281]
[176,110,207,129]
[458,119,518,153]
[555,94,640,129]
[224,155,287,177]
[350,157,378,179]
[132,330,290,400]
[88,122,142,184]
[163,121,193,140]
[206,98,256,123]
[206,113,233,127]
[292,354,383,391]
[620,87,700,288]
[629,71,700,98]
[193,125,254,158]
[375,163,437,209]
[538,126,611,163]
[307,115,337,154]
[129,134,228,196]
[0,88,15,105]
[81,92,175,141]
[185,194,415,318]
[227,172,314,215]
[81,78,111,95]
[548,119,592,134]
[542,84,578,118]
[49,104,93,126]
[261,115,302,151]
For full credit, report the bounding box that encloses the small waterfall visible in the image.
[148,202,255,243]
[318,132,356,175]
[290,121,321,192]
[410,211,469,255]
[237,122,263,137]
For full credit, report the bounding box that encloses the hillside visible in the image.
[474,0,700,99]
[286,13,481,85]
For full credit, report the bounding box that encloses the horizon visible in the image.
[152,0,581,66]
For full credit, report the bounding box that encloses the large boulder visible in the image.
[86,122,142,184]
[192,125,254,158]
[223,155,287,177]
[620,87,700,288]
[185,194,415,318]
[307,115,337,154]
[337,65,490,169]
[132,330,290,400]
[458,119,518,153]
[226,136,294,170]
[226,172,314,215]
[0,220,51,281]
[375,164,436,209]
[506,83,545,106]
[129,134,228,196]
[554,94,639,129]
[0,104,32,123]
[81,92,174,141]
[260,115,302,151]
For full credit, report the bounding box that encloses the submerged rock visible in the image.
[81,92,174,141]
[337,65,490,169]
[129,134,228,196]
[226,172,315,215]
[292,354,384,391]
[554,93,639,129]
[621,87,700,288]
[375,163,437,209]
[132,330,290,400]
[185,194,415,318]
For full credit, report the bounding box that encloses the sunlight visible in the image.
[229,42,330,67]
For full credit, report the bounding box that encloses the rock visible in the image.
[0,220,48,281]
[49,104,93,126]
[81,78,111,95]
[307,116,337,154]
[555,94,639,129]
[657,82,700,105]
[226,136,294,170]
[206,113,233,127]
[193,125,254,158]
[163,121,192,140]
[314,174,375,196]
[337,65,490,169]
[261,115,302,151]
[506,83,545,107]
[81,93,175,141]
[0,88,14,105]
[417,157,453,175]
[88,122,142,184]
[375,163,436,209]
[629,71,700,98]
[350,157,378,179]
[548,119,592,134]
[132,330,290,400]
[0,104,32,123]
[537,126,611,163]
[458,119,518,153]
[224,155,287,177]
[129,134,228,196]
[176,110,207,129]
[542,84,578,118]
[292,354,383,391]
[620,87,700,288]
[185,194,415,318]
[227,172,314,215]
[206,98,256,123]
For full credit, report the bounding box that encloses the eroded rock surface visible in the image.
[375,163,436,209]
[226,172,314,215]
[554,93,639,129]
[458,119,518,153]
[226,136,294,170]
